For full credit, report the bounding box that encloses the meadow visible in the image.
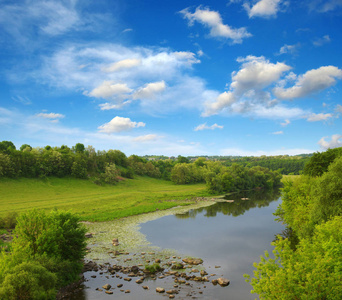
[0,176,210,221]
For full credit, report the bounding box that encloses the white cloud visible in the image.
[194,123,224,131]
[102,58,141,73]
[281,119,290,126]
[306,113,333,122]
[36,112,65,120]
[134,134,159,142]
[272,131,283,135]
[278,44,299,55]
[180,6,252,43]
[98,116,145,133]
[38,43,209,113]
[244,0,287,18]
[99,101,131,111]
[203,91,236,116]
[313,35,331,47]
[88,81,132,100]
[232,56,291,94]
[318,134,342,149]
[273,66,342,99]
[132,81,166,100]
[203,56,294,117]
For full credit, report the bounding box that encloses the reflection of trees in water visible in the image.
[174,189,281,219]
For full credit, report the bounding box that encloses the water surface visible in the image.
[79,189,283,299]
[140,189,283,299]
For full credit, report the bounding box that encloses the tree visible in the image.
[19,144,32,151]
[74,143,85,153]
[246,216,342,299]
[0,141,16,154]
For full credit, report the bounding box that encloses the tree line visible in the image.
[246,147,342,299]
[0,141,284,193]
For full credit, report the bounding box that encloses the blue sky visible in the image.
[1,0,342,156]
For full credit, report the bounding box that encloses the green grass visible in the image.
[0,176,210,221]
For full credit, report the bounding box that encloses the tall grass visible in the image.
[0,176,209,221]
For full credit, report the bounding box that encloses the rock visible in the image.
[105,291,113,294]
[125,290,130,293]
[156,287,165,293]
[212,279,218,285]
[85,232,93,238]
[217,277,230,287]
[182,258,203,265]
[102,284,111,290]
[142,286,149,290]
[124,278,132,281]
[112,238,119,246]
[117,284,123,288]
[191,269,199,273]
[169,295,175,299]
[200,270,208,276]
[136,279,143,284]
[131,265,140,273]
[166,289,178,294]
[155,258,161,263]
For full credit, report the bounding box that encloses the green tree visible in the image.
[246,216,342,300]
[74,143,85,153]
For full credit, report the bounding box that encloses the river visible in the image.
[78,189,284,300]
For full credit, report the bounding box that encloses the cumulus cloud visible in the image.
[194,123,224,131]
[306,113,333,122]
[98,116,145,133]
[232,56,291,94]
[244,0,287,18]
[180,6,252,43]
[134,134,159,142]
[88,81,132,100]
[102,58,141,73]
[203,56,292,116]
[273,66,342,99]
[132,81,166,100]
[318,134,342,149]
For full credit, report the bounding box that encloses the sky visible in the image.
[1,0,342,156]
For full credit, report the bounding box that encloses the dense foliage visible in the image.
[247,147,342,299]
[0,210,87,299]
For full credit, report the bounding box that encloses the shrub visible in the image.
[0,212,18,229]
[0,262,57,300]
[13,210,87,262]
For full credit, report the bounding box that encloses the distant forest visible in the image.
[0,140,310,193]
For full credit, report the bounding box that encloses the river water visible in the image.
[79,189,283,300]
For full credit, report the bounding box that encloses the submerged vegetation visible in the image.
[246,147,342,299]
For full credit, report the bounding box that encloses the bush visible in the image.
[0,262,57,300]
[13,210,87,261]
[0,212,18,229]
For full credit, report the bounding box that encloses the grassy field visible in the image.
[0,176,210,221]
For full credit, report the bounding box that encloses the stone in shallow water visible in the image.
[102,284,111,290]
[156,287,165,293]
[217,277,230,286]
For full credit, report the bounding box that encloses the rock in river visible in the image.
[217,277,230,286]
